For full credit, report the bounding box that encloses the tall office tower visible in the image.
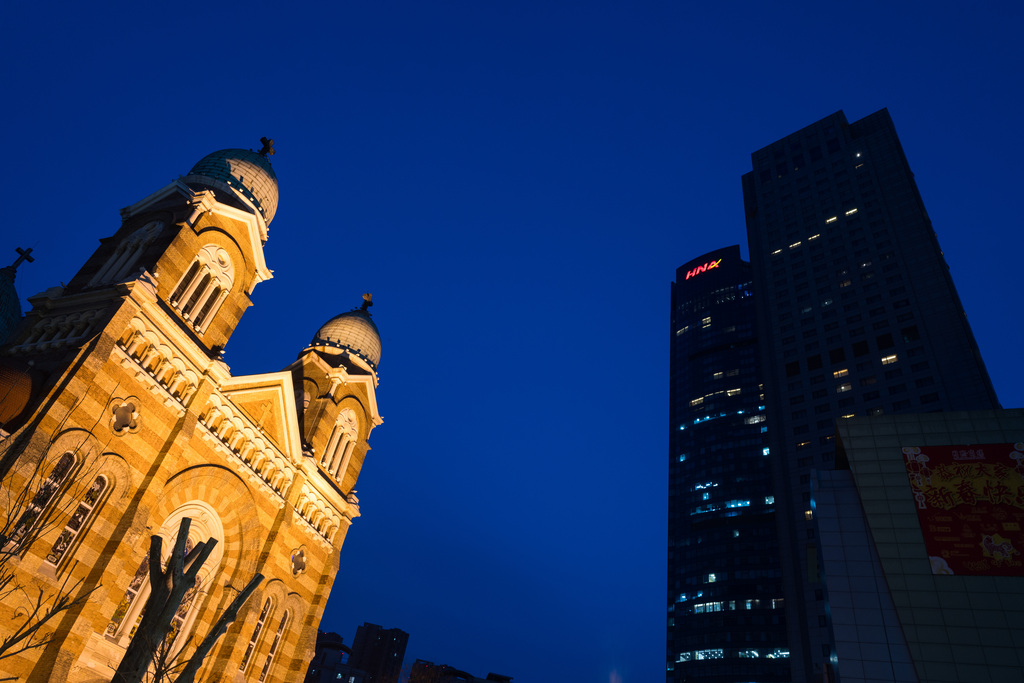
[741,109,1000,680]
[667,246,789,683]
[349,622,409,683]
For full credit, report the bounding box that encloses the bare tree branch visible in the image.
[113,517,219,683]
[0,571,98,661]
[173,572,263,683]
[0,381,125,668]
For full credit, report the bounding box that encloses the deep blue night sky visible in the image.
[3,2,1023,681]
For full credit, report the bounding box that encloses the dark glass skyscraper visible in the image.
[742,109,999,680]
[669,109,1000,683]
[668,246,788,683]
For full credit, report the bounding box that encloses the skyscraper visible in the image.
[669,109,1001,682]
[742,108,999,680]
[668,246,789,682]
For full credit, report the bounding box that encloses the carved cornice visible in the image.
[111,316,201,415]
[6,307,107,355]
[294,483,355,549]
[197,394,294,505]
[120,180,272,290]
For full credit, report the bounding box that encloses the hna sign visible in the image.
[685,258,723,280]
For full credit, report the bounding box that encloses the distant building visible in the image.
[304,631,369,683]
[408,659,512,683]
[349,622,409,683]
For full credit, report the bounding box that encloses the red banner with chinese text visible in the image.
[904,443,1024,576]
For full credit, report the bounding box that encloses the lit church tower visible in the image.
[0,142,383,682]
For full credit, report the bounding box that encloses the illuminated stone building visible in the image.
[0,145,384,682]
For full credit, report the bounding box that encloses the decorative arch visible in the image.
[42,449,134,570]
[255,590,304,683]
[168,244,236,332]
[105,500,226,650]
[8,451,77,547]
[44,473,108,567]
[5,428,103,549]
[238,578,287,675]
[105,465,260,654]
[156,465,262,579]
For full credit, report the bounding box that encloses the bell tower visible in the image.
[35,143,281,360]
[289,294,383,547]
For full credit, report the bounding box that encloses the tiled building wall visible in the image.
[814,469,917,682]
[836,410,1024,683]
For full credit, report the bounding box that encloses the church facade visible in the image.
[0,145,383,682]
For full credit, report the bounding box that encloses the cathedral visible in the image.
[0,143,383,681]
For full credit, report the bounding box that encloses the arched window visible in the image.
[239,597,273,673]
[105,503,224,650]
[258,610,289,682]
[88,221,164,287]
[10,452,77,547]
[168,245,234,332]
[45,475,108,566]
[321,409,359,483]
[105,552,150,639]
[106,536,199,645]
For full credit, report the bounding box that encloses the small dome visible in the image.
[183,148,279,224]
[308,309,381,369]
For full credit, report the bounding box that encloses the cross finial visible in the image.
[360,293,373,312]
[258,137,275,157]
[11,247,34,269]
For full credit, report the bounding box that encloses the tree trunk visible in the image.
[174,572,264,683]
[112,517,217,683]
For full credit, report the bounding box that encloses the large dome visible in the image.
[307,309,382,369]
[0,358,35,430]
[183,148,279,224]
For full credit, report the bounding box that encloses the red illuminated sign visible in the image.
[685,259,723,280]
